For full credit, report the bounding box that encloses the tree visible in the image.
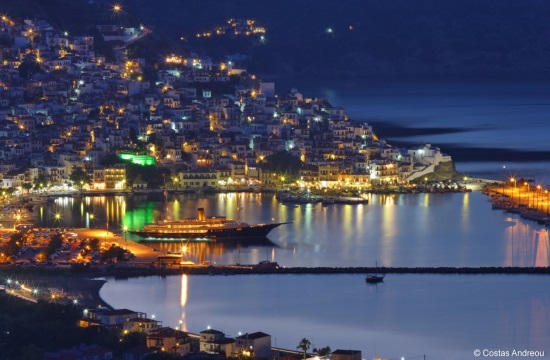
[69,167,92,190]
[18,57,44,79]
[1,232,23,256]
[261,151,302,180]
[22,182,33,194]
[297,338,311,360]
[33,174,49,192]
[314,346,331,356]
[46,234,64,256]
[102,245,127,263]
[89,238,100,251]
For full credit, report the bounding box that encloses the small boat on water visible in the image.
[365,262,384,283]
[365,275,384,283]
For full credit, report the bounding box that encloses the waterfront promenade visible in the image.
[484,181,550,226]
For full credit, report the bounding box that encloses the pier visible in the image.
[484,179,550,226]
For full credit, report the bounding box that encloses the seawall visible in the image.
[104,265,550,277]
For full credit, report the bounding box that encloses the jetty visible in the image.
[484,179,550,227]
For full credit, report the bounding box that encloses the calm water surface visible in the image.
[37,191,550,358]
[100,273,550,360]
[35,192,550,267]
[47,81,550,359]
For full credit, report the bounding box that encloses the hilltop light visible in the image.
[113,3,122,13]
[326,28,333,34]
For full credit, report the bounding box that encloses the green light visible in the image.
[117,154,155,166]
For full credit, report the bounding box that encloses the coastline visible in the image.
[2,270,112,309]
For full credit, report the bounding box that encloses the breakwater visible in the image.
[8,264,550,278]
[104,265,550,277]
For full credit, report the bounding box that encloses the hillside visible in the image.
[3,0,550,79]
[1,0,145,35]
[124,0,550,79]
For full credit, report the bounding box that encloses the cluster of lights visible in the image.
[165,55,185,64]
[195,18,266,40]
[5,279,80,304]
[122,60,141,79]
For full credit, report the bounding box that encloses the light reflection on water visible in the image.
[33,191,550,268]
[100,274,550,360]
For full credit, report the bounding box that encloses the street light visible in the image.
[113,3,122,14]
[510,177,516,202]
[14,213,21,229]
[536,185,542,209]
[123,225,128,250]
[105,220,109,242]
[523,181,531,207]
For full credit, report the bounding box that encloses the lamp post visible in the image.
[502,165,506,194]
[510,177,516,203]
[523,181,529,207]
[105,220,109,241]
[123,225,128,250]
[14,213,21,230]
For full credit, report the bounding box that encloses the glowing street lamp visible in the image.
[510,177,516,202]
[524,182,530,207]
[536,185,542,209]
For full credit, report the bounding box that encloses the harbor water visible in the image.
[31,191,550,359]
[38,80,550,359]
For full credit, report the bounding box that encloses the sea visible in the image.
[35,80,550,359]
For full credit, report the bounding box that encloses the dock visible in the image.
[484,181,550,226]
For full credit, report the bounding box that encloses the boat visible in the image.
[365,274,385,283]
[129,207,291,240]
[365,262,384,283]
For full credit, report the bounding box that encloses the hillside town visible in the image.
[0,13,457,197]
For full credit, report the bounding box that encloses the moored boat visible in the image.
[365,275,384,283]
[365,261,385,283]
[129,208,291,240]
